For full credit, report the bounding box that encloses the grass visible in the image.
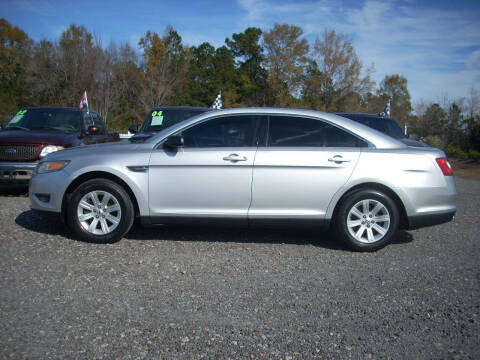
[449,158,480,181]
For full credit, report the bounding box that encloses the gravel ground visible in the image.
[0,178,479,359]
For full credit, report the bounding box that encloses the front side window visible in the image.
[181,115,256,148]
[84,113,94,128]
[92,114,106,134]
[268,116,368,148]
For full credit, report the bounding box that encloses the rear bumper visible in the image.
[0,163,37,183]
[407,210,456,230]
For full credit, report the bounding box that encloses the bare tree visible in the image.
[313,29,374,111]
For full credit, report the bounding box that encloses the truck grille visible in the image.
[0,145,41,161]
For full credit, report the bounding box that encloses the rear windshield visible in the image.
[141,108,209,133]
[5,108,82,132]
[341,115,406,139]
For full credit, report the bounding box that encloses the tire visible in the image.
[335,189,399,252]
[67,178,134,243]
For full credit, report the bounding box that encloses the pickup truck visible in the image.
[0,107,119,183]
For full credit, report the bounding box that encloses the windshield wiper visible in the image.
[129,133,153,143]
[5,125,30,131]
[31,126,64,131]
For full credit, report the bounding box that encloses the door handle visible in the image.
[328,155,351,163]
[223,153,247,162]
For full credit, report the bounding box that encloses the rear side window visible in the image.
[182,115,256,148]
[268,116,368,148]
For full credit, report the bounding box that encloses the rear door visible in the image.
[249,115,368,223]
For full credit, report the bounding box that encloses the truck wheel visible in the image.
[335,189,399,251]
[67,179,134,243]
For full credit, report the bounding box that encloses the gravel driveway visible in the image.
[1,178,479,359]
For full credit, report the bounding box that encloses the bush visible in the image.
[445,145,469,159]
[468,150,480,160]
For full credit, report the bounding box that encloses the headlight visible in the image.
[40,145,65,158]
[36,161,70,174]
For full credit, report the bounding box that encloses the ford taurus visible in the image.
[29,108,456,251]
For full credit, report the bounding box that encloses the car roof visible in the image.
[146,107,406,149]
[150,106,212,111]
[24,107,95,113]
[335,113,393,121]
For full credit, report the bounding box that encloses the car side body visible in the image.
[29,108,456,251]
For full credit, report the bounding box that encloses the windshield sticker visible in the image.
[8,109,27,124]
[151,110,164,125]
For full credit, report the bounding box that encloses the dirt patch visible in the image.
[449,158,480,181]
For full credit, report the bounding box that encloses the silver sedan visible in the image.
[29,108,456,251]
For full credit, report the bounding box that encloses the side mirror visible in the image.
[128,124,138,134]
[0,124,3,131]
[87,125,100,135]
[163,135,184,149]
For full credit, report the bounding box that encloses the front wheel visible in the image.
[335,189,399,251]
[67,179,134,243]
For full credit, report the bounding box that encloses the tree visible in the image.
[176,42,216,107]
[107,43,143,129]
[138,27,187,109]
[30,39,62,105]
[377,74,412,129]
[444,102,464,147]
[0,18,32,122]
[419,103,446,138]
[312,29,373,112]
[57,25,103,106]
[225,27,267,106]
[263,23,309,107]
[301,60,331,110]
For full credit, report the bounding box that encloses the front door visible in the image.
[148,115,259,224]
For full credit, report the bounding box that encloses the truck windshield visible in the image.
[141,108,209,133]
[5,109,82,132]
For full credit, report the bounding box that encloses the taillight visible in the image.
[435,157,453,176]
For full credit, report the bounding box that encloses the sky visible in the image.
[1,0,479,107]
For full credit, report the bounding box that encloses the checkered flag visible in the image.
[211,91,222,109]
[379,99,391,117]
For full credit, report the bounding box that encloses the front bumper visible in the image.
[0,162,38,183]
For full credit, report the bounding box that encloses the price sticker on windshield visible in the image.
[9,109,27,124]
[151,110,164,125]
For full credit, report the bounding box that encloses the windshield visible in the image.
[5,109,82,132]
[342,115,406,139]
[141,108,209,133]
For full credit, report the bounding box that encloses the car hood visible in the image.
[399,138,430,147]
[44,140,144,160]
[0,129,78,146]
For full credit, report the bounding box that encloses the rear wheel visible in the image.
[67,179,134,243]
[335,189,399,251]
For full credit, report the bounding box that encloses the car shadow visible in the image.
[15,210,73,240]
[0,184,29,197]
[15,210,414,250]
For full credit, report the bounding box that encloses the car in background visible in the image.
[0,107,119,183]
[127,106,212,141]
[336,113,429,147]
[29,108,456,251]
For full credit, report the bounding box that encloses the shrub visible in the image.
[445,145,469,159]
[468,150,480,160]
